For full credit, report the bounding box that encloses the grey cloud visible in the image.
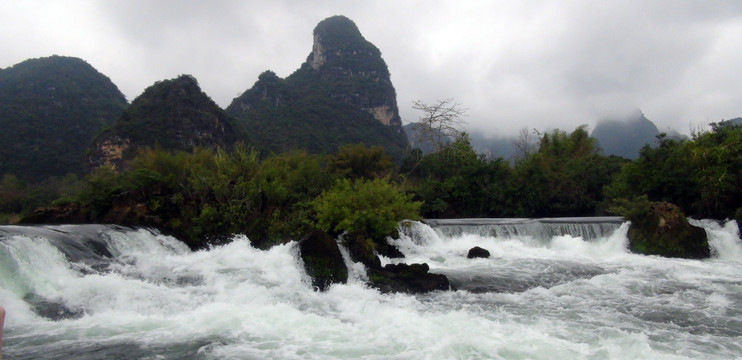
[2,0,741,137]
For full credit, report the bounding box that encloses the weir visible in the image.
[423,217,625,241]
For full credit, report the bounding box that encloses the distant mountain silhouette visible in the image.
[591,110,660,159]
[0,55,127,181]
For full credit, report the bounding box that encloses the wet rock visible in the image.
[375,229,405,259]
[24,293,83,320]
[344,230,405,270]
[298,231,348,291]
[628,202,709,259]
[376,243,405,259]
[368,262,450,294]
[345,230,382,269]
[467,246,490,259]
[735,208,742,238]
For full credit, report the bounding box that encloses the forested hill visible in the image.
[227,15,409,159]
[88,75,245,170]
[0,55,127,181]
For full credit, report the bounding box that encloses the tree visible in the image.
[513,127,538,162]
[411,98,468,152]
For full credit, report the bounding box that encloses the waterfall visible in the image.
[423,217,624,242]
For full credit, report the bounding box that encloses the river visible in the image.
[1,218,740,359]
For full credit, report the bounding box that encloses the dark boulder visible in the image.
[344,230,405,270]
[735,208,742,238]
[628,202,709,259]
[375,228,405,259]
[298,231,348,291]
[467,246,490,259]
[345,230,382,269]
[368,262,450,294]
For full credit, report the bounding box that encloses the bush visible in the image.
[312,178,421,240]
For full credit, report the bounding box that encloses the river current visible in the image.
[0,219,740,359]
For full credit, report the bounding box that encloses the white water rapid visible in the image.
[1,219,741,359]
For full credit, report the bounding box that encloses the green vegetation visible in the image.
[11,143,416,249]
[606,120,741,219]
[0,173,85,223]
[312,178,421,240]
[403,127,624,218]
[5,120,739,250]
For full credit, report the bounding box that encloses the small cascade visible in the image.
[423,217,624,242]
[690,219,742,261]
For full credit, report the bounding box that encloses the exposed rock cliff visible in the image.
[89,75,244,170]
[302,15,404,129]
[227,15,408,159]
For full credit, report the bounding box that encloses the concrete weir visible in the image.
[423,217,625,242]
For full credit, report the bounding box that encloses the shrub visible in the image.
[311,178,421,240]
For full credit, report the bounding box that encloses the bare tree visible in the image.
[411,98,468,153]
[512,127,539,161]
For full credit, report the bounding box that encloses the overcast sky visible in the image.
[2,0,741,136]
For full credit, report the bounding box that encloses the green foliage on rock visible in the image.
[312,177,421,240]
[611,197,709,258]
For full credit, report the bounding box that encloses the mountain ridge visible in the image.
[0,55,127,181]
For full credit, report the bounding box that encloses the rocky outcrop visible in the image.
[299,229,449,294]
[368,263,450,294]
[298,231,348,291]
[344,231,382,269]
[89,75,244,171]
[627,202,710,259]
[467,246,490,259]
[304,15,403,129]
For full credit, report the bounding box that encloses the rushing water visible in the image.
[0,219,741,359]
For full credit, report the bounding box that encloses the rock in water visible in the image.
[628,202,710,259]
[298,231,348,291]
[467,246,490,259]
[369,263,450,294]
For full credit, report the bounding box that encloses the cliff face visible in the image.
[227,15,408,159]
[0,55,127,181]
[89,75,244,170]
[302,15,403,129]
